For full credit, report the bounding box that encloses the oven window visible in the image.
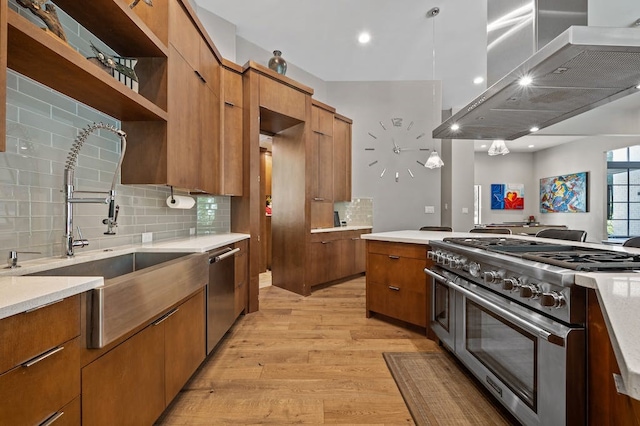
[434,281,449,331]
[466,300,537,410]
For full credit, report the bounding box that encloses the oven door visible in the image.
[427,266,456,350]
[426,268,585,426]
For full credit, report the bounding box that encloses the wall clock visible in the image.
[364,117,430,182]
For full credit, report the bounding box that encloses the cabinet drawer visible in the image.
[367,280,427,327]
[0,337,80,426]
[40,396,81,426]
[367,254,427,287]
[367,240,427,260]
[0,295,80,374]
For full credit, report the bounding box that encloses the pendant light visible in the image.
[488,139,510,156]
[425,6,444,169]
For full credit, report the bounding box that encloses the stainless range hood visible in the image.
[433,26,640,141]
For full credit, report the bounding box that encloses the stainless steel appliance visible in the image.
[207,246,240,354]
[425,237,640,426]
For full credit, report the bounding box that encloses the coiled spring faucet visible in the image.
[64,122,127,257]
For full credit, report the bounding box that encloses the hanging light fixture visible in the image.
[488,139,510,156]
[425,6,444,169]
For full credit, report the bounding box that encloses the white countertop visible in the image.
[366,230,640,400]
[311,225,372,234]
[0,276,103,320]
[0,233,249,320]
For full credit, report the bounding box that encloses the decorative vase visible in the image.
[268,50,287,75]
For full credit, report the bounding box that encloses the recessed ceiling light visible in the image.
[519,76,533,86]
[358,32,371,44]
[451,124,460,131]
[473,77,484,85]
[530,126,539,132]
[636,83,640,89]
[528,144,535,148]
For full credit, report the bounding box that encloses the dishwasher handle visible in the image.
[209,247,240,264]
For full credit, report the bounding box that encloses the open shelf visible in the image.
[7,10,167,122]
[53,0,167,58]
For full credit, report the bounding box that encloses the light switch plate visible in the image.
[189,227,196,235]
[142,232,153,243]
[462,207,469,214]
[425,206,435,214]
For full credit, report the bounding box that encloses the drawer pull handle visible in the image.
[152,308,179,326]
[389,286,400,291]
[313,197,325,201]
[40,411,64,426]
[224,101,235,107]
[321,241,330,244]
[23,346,64,368]
[388,255,400,260]
[351,237,360,240]
[194,70,206,83]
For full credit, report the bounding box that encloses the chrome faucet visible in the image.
[64,123,127,257]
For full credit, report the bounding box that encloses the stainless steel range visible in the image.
[424,237,640,426]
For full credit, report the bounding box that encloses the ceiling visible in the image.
[196,0,640,153]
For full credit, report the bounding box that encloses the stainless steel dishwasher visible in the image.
[207,246,240,354]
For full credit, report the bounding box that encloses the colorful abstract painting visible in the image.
[540,172,588,213]
[491,183,524,210]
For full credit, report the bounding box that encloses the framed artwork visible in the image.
[491,183,524,210]
[540,172,588,213]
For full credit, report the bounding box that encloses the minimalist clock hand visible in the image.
[392,138,401,154]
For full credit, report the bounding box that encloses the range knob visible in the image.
[483,271,501,284]
[502,277,520,291]
[468,262,481,277]
[448,256,465,269]
[540,291,566,309]
[519,284,541,299]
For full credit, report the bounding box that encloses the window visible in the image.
[607,146,640,237]
[474,185,482,225]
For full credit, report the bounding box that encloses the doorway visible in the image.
[259,135,273,288]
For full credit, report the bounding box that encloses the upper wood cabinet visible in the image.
[0,0,6,152]
[310,102,335,229]
[333,114,353,202]
[220,66,244,196]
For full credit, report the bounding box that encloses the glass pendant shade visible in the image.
[425,151,444,169]
[488,139,509,156]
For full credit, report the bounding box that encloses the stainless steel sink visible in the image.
[29,251,208,349]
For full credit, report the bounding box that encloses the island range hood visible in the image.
[432,26,640,141]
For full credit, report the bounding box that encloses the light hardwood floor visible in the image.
[156,275,441,425]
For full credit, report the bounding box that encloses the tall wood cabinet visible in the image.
[220,63,244,196]
[310,101,335,229]
[333,114,352,202]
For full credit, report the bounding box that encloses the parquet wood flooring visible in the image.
[156,276,441,425]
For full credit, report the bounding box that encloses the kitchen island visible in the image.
[363,230,640,424]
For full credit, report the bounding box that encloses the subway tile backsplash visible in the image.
[334,198,373,227]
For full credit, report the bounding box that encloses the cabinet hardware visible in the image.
[194,70,206,83]
[224,101,235,107]
[313,198,325,201]
[321,241,330,244]
[388,285,400,291]
[351,237,360,240]
[40,411,65,426]
[23,346,64,368]
[388,255,400,260]
[25,298,64,313]
[152,308,179,326]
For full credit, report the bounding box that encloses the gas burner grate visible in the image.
[522,251,640,271]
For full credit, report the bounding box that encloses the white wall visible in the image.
[326,81,442,232]
[588,0,640,26]
[196,6,237,61]
[474,152,537,224]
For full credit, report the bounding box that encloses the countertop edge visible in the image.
[0,276,103,321]
[311,226,373,234]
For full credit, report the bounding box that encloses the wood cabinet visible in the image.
[220,65,244,196]
[123,0,221,193]
[366,240,432,329]
[0,296,81,425]
[234,239,249,318]
[307,229,370,287]
[587,289,640,425]
[310,102,335,229]
[82,289,206,425]
[333,114,352,202]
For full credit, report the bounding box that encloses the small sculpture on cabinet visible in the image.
[15,0,67,42]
